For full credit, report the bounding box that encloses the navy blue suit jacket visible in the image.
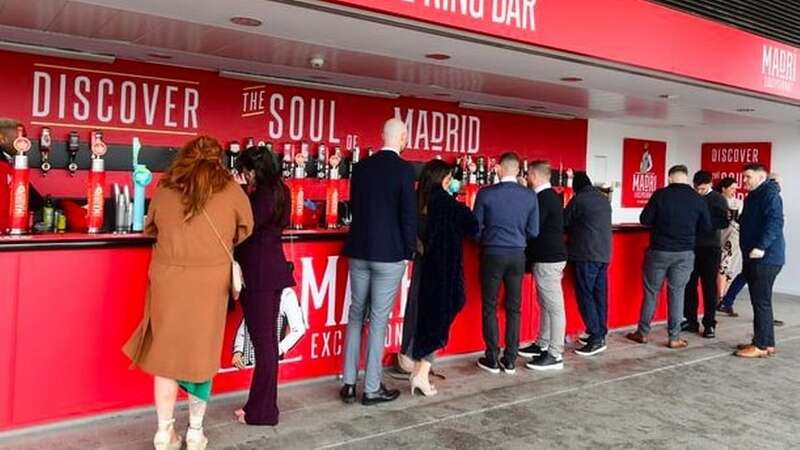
[343,150,417,262]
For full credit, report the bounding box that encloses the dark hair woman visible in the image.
[399,159,478,397]
[124,136,254,450]
[231,145,295,426]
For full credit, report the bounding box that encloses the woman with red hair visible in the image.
[124,136,253,450]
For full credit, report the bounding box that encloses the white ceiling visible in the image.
[0,0,797,128]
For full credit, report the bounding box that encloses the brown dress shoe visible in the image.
[625,331,648,344]
[736,344,776,355]
[735,345,770,358]
[668,339,689,349]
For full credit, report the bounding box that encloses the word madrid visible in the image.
[402,0,537,31]
[762,45,797,91]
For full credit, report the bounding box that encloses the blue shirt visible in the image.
[473,181,539,255]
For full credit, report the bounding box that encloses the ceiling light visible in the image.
[560,76,583,82]
[736,108,755,112]
[219,70,400,99]
[659,94,679,99]
[459,102,575,120]
[147,52,173,60]
[434,93,450,97]
[230,16,262,27]
[425,53,451,60]
[528,105,547,110]
[0,41,114,63]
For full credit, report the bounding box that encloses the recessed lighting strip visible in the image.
[0,41,115,64]
[219,70,400,99]
[458,102,575,119]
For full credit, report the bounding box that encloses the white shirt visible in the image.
[233,288,307,364]
[534,182,552,194]
[381,146,400,155]
[500,176,518,183]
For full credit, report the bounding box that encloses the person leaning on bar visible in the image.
[123,136,253,450]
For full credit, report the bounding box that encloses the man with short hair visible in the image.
[735,164,784,358]
[474,152,539,375]
[519,160,568,371]
[340,118,416,405]
[682,171,729,338]
[563,172,613,356]
[627,165,711,349]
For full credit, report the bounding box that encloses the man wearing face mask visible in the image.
[735,164,784,358]
[682,171,730,339]
[340,118,417,405]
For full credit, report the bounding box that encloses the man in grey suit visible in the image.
[340,118,417,405]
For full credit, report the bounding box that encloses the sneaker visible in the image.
[519,343,547,358]
[680,320,700,333]
[574,341,607,356]
[477,357,501,374]
[526,352,564,371]
[499,357,516,375]
[576,333,590,345]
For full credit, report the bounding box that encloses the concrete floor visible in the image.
[3,294,800,450]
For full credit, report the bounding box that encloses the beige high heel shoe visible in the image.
[409,360,438,397]
[153,420,182,450]
[186,426,209,450]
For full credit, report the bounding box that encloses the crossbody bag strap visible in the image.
[202,208,235,264]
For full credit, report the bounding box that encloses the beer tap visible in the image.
[227,142,241,173]
[87,130,108,234]
[8,125,32,235]
[66,131,80,176]
[39,127,52,175]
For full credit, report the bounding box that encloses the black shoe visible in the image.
[477,357,501,374]
[574,341,607,356]
[499,357,516,375]
[526,352,564,371]
[361,384,400,405]
[340,384,357,404]
[519,343,547,358]
[702,327,716,339]
[680,320,700,333]
[576,334,591,345]
[716,305,739,317]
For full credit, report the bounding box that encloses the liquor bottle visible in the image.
[522,159,529,178]
[330,147,343,180]
[265,142,274,153]
[281,143,294,179]
[300,142,312,177]
[453,157,464,181]
[294,143,307,179]
[39,127,52,174]
[344,146,360,179]
[316,144,328,180]
[367,147,374,158]
[488,157,498,184]
[466,156,478,185]
[245,137,255,149]
[476,156,487,185]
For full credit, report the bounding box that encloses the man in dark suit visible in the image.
[340,118,416,405]
[682,170,730,338]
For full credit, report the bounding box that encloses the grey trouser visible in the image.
[342,258,406,394]
[534,262,567,358]
[637,250,695,341]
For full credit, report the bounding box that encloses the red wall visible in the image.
[0,229,664,431]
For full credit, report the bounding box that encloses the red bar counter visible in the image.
[0,225,665,431]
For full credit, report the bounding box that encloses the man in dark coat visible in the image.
[735,164,785,358]
[682,171,730,338]
[564,172,612,356]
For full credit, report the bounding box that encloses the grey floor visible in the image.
[3,294,800,450]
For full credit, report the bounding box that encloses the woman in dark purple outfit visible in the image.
[233,145,294,426]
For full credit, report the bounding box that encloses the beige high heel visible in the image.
[153,420,182,450]
[409,360,438,397]
[186,426,209,450]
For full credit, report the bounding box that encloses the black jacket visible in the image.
[343,150,417,262]
[740,179,785,266]
[695,190,730,248]
[564,186,612,263]
[526,187,567,265]
[412,187,479,359]
[640,183,712,252]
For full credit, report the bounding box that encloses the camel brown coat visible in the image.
[123,181,254,382]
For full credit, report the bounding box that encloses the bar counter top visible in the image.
[0,224,647,251]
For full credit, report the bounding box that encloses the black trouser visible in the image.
[480,251,525,361]
[683,246,721,329]
[744,261,782,349]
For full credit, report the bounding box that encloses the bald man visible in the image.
[340,118,416,405]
